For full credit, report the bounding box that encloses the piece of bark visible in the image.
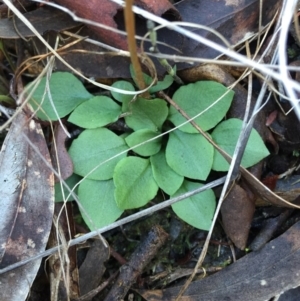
[138,220,300,301]
[249,209,294,251]
[104,225,168,301]
[0,112,54,301]
[79,239,110,296]
[51,123,73,182]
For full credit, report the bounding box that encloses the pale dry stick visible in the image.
[49,123,82,296]
[42,56,76,298]
[49,214,71,300]
[250,9,279,62]
[141,21,232,53]
[278,0,300,118]
[62,31,126,52]
[229,42,253,179]
[249,10,298,115]
[278,0,300,114]
[256,0,263,47]
[144,15,274,67]
[49,124,73,299]
[0,105,14,118]
[144,52,300,70]
[44,37,71,137]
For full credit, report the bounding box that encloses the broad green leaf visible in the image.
[130,65,173,93]
[68,96,121,128]
[124,97,168,131]
[27,72,92,121]
[148,75,173,94]
[168,81,234,133]
[112,80,135,114]
[111,80,135,103]
[125,129,162,156]
[69,128,128,180]
[114,157,158,209]
[78,178,123,230]
[55,174,81,202]
[171,180,216,231]
[166,130,214,180]
[150,149,184,195]
[211,118,270,171]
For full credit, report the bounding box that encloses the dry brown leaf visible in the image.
[175,0,283,65]
[221,183,255,249]
[0,112,54,301]
[54,0,180,50]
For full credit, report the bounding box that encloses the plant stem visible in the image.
[124,0,149,96]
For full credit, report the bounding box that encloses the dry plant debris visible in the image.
[0,0,300,301]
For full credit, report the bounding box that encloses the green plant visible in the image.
[28,72,269,231]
